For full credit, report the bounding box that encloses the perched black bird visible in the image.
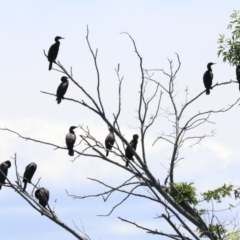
[203,62,215,95]
[56,76,69,104]
[236,65,240,91]
[35,188,49,215]
[105,128,115,156]
[48,36,64,71]
[66,126,77,156]
[23,162,37,191]
[0,161,11,190]
[125,134,139,167]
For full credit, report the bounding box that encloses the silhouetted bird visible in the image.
[105,128,115,156]
[0,161,11,190]
[23,162,37,191]
[203,62,215,95]
[56,76,69,104]
[48,36,64,71]
[66,126,77,156]
[236,65,240,91]
[35,188,49,215]
[125,134,139,167]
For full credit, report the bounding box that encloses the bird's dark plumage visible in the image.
[125,134,139,167]
[35,188,49,215]
[105,128,115,156]
[23,162,37,191]
[0,161,11,190]
[56,76,69,104]
[66,126,77,156]
[236,65,240,91]
[48,36,64,71]
[203,62,215,95]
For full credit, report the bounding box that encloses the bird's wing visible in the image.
[0,163,8,170]
[41,188,50,201]
[25,163,31,170]
[56,83,62,95]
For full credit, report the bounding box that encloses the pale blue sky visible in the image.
[1,1,240,239]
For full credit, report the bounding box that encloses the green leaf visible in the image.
[218,10,240,66]
[201,184,233,203]
[166,182,198,205]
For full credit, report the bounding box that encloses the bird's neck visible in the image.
[70,130,75,134]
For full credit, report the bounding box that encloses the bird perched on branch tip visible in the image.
[35,188,49,215]
[203,62,215,95]
[105,127,115,156]
[66,126,77,156]
[0,161,11,190]
[56,76,69,104]
[48,36,64,71]
[236,65,240,91]
[125,134,139,167]
[23,162,37,191]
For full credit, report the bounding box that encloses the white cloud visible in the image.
[206,140,235,161]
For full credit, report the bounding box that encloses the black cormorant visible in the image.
[105,128,115,156]
[23,162,37,191]
[125,134,139,167]
[35,188,49,215]
[203,62,215,95]
[48,36,64,71]
[56,76,69,104]
[66,126,77,156]
[0,161,11,190]
[236,65,240,91]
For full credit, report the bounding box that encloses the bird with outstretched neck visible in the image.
[66,126,77,156]
[23,162,37,191]
[48,36,64,71]
[236,65,240,91]
[0,161,11,190]
[35,188,49,215]
[105,127,115,156]
[203,62,215,95]
[125,134,139,167]
[56,76,69,104]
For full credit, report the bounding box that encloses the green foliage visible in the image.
[226,232,240,240]
[198,227,240,239]
[197,208,208,216]
[218,10,240,66]
[166,182,198,205]
[198,224,227,239]
[201,184,233,203]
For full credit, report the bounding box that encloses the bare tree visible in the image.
[1,26,240,239]
[0,153,90,240]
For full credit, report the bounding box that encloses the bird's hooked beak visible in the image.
[60,37,64,39]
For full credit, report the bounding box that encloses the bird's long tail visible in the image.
[106,150,109,156]
[49,62,52,71]
[56,97,61,104]
[239,83,240,92]
[126,160,129,167]
[69,149,74,156]
[0,185,2,190]
[23,182,27,191]
[206,89,210,95]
